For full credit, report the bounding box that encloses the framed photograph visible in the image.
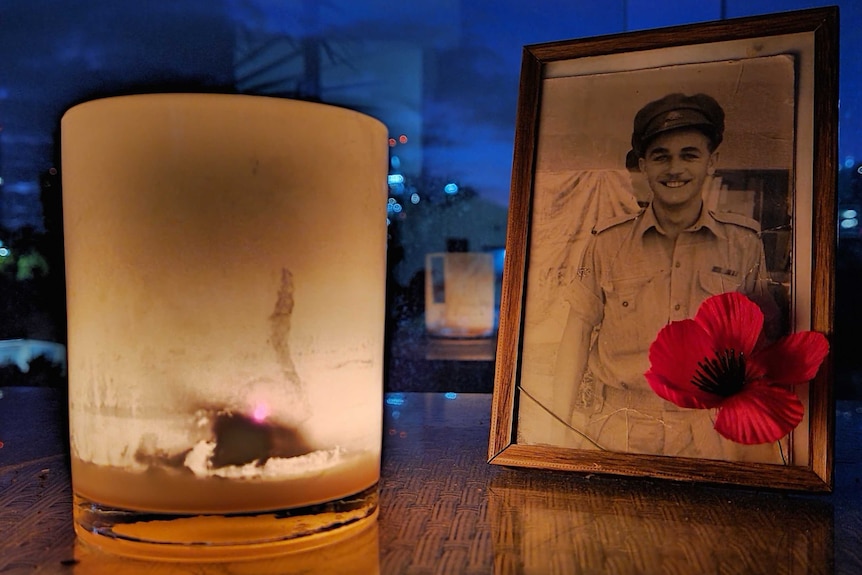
[488,7,838,491]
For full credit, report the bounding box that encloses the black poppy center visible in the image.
[692,348,746,397]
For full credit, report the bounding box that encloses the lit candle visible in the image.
[62,93,388,559]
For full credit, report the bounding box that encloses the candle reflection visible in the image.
[71,520,381,574]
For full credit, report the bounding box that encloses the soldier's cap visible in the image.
[630,93,725,159]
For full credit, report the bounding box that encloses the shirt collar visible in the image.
[636,203,726,240]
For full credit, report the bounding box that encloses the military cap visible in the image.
[630,93,725,158]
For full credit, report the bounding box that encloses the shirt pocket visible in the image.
[601,274,656,355]
[697,268,744,299]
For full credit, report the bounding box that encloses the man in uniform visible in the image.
[550,92,780,461]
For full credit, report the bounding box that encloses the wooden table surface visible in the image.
[1,386,860,574]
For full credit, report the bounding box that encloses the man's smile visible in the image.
[662,180,689,188]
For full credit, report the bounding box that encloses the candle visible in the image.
[61,93,388,559]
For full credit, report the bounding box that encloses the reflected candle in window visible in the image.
[61,94,388,560]
[424,252,496,338]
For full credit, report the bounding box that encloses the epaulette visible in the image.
[591,210,642,235]
[709,210,761,233]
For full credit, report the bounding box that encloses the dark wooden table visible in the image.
[1,386,860,574]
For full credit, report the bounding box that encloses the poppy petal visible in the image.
[645,371,716,408]
[646,319,723,408]
[694,292,763,356]
[713,386,804,444]
[752,331,830,385]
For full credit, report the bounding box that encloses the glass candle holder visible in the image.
[61,94,388,560]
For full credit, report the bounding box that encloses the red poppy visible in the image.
[645,292,829,445]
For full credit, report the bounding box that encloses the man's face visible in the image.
[638,129,718,210]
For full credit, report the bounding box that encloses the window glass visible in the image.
[1,0,858,396]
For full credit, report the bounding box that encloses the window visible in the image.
[1,0,858,396]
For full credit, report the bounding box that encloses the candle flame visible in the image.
[252,403,270,423]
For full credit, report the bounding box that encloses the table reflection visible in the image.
[488,473,833,574]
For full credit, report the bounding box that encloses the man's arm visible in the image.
[553,305,592,415]
[540,299,594,447]
[750,237,784,340]
[535,233,605,447]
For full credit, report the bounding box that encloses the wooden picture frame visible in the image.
[488,7,838,491]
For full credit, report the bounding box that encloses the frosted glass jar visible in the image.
[61,93,388,560]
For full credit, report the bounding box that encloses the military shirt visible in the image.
[566,204,768,393]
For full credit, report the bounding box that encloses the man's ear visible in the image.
[638,156,646,173]
[707,150,720,175]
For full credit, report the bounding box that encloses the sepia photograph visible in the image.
[489,7,837,490]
